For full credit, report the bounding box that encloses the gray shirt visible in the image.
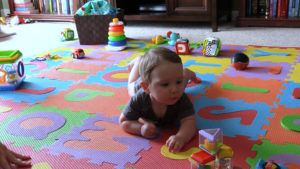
[122,89,195,127]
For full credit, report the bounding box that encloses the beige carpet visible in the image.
[1,21,300,56]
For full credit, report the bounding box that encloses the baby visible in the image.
[119,47,200,152]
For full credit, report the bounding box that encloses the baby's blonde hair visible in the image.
[138,47,182,83]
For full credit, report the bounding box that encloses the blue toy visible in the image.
[256,159,288,169]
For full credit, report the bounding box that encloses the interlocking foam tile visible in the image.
[247,140,300,168]
[194,96,273,139]
[287,63,300,83]
[223,136,261,169]
[224,60,292,81]
[205,75,284,105]
[4,143,110,169]
[49,114,150,169]
[245,46,300,63]
[218,44,246,57]
[0,104,90,150]
[127,129,198,169]
[0,98,29,122]
[263,105,300,145]
[40,82,129,116]
[180,55,231,75]
[185,73,216,98]
[116,52,143,68]
[37,60,106,82]
[0,76,72,104]
[25,61,49,74]
[277,81,300,108]
[86,64,129,87]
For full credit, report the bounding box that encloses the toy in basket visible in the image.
[0,50,25,90]
[106,18,127,51]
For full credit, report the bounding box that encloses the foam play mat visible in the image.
[1,39,300,169]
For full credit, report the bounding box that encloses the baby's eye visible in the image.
[160,83,169,87]
[176,80,183,84]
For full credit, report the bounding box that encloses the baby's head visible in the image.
[139,47,182,83]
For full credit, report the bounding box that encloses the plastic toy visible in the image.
[106,18,126,51]
[292,88,300,99]
[167,31,180,46]
[189,128,234,169]
[255,159,288,169]
[72,48,85,59]
[189,150,216,169]
[61,28,75,41]
[0,50,25,90]
[199,128,223,155]
[175,38,194,55]
[202,37,221,56]
[151,35,166,45]
[231,52,249,70]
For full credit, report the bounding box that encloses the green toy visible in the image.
[61,28,74,41]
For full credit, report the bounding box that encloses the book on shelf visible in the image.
[277,0,289,17]
[288,0,296,17]
[296,0,300,16]
[15,6,35,11]
[258,0,266,16]
[14,0,31,3]
[14,9,39,14]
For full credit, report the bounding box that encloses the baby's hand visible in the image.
[140,122,158,139]
[166,135,186,153]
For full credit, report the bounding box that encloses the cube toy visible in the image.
[189,150,216,169]
[202,37,221,57]
[175,38,194,55]
[0,50,25,90]
[199,128,223,155]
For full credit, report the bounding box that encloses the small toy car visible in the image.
[72,48,85,59]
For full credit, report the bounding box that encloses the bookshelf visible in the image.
[8,0,231,32]
[236,0,300,27]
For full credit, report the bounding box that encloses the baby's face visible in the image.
[147,61,184,105]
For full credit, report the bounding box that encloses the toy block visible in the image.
[199,128,223,155]
[292,88,300,99]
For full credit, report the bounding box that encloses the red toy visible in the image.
[293,88,300,99]
[175,38,194,55]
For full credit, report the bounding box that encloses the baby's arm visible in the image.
[0,143,32,169]
[166,115,196,153]
[119,114,158,138]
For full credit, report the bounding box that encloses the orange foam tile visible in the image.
[40,83,130,117]
[263,105,300,145]
[205,75,284,105]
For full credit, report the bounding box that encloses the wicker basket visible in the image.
[74,10,124,45]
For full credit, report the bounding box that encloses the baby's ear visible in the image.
[140,81,150,93]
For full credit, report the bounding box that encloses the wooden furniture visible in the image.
[236,0,300,27]
[8,0,231,32]
[112,0,231,32]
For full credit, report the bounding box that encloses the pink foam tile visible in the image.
[37,61,107,81]
[4,143,113,169]
[127,129,197,169]
[0,99,29,122]
[40,83,130,116]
